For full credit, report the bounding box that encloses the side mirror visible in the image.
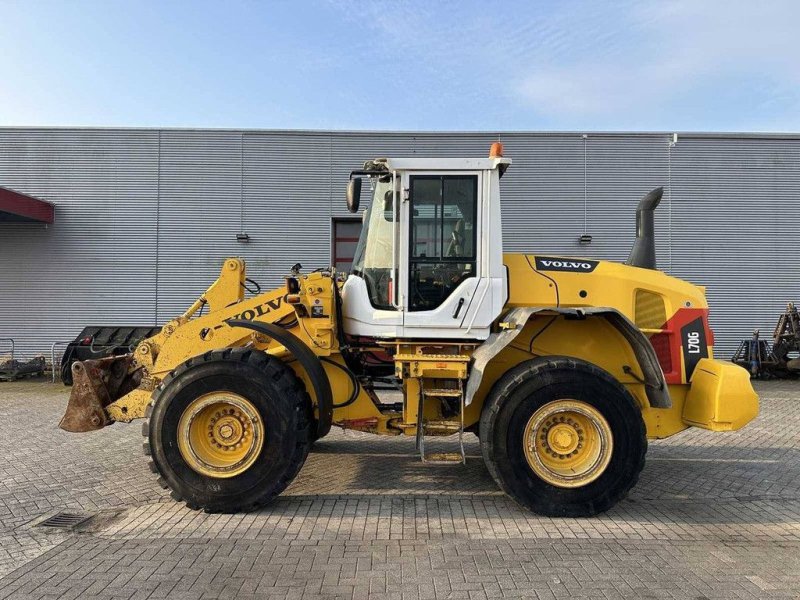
[346,178,362,213]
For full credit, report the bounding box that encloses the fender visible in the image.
[465,306,670,409]
[227,319,333,438]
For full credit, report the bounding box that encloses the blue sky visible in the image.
[1,0,798,131]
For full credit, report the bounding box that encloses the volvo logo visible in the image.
[214,297,286,331]
[534,256,599,273]
[229,297,284,322]
[542,260,592,269]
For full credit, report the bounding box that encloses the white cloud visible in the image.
[330,0,800,129]
[514,0,800,123]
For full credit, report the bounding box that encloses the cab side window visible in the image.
[409,175,477,312]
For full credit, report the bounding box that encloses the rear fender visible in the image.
[466,306,669,409]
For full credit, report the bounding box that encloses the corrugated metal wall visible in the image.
[1,128,798,359]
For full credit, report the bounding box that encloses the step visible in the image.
[416,377,466,465]
[422,420,461,434]
[394,353,471,363]
[423,388,463,398]
[423,452,465,465]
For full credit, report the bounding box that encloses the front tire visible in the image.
[480,356,647,517]
[143,348,311,512]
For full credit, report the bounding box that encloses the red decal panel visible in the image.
[649,308,713,385]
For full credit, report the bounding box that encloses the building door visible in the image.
[332,218,362,273]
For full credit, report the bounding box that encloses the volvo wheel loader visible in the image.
[60,143,759,517]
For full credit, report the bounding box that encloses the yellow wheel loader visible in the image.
[60,143,759,517]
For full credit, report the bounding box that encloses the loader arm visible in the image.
[59,259,307,432]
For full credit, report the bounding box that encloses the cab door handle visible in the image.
[453,297,465,319]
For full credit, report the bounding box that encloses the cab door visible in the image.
[399,172,492,338]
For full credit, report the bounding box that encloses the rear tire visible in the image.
[480,356,646,517]
[143,348,311,512]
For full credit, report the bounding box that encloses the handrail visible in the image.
[50,340,73,383]
[390,170,403,311]
[0,338,14,362]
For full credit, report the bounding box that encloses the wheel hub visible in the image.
[209,411,248,449]
[177,392,264,478]
[524,399,613,488]
[546,422,580,456]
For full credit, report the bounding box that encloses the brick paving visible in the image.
[1,379,799,598]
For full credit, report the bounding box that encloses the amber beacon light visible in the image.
[489,142,504,157]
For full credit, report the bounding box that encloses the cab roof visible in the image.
[376,156,511,172]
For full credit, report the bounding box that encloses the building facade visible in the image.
[1,128,798,359]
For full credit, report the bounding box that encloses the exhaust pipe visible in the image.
[626,187,663,270]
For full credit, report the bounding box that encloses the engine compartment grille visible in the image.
[635,290,667,331]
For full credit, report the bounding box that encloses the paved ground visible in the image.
[1,380,799,599]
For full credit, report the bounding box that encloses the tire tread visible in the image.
[141,347,311,512]
[479,356,647,517]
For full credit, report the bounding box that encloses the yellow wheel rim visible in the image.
[177,392,264,478]
[523,399,613,488]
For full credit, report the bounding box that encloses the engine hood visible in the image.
[503,253,707,316]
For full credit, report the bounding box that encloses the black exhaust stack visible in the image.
[625,187,663,270]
